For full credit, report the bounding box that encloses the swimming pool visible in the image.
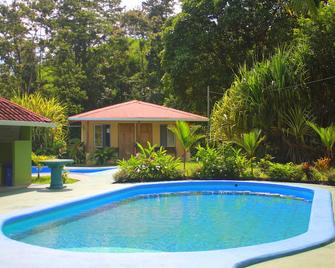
[32,166,117,174]
[0,181,334,268]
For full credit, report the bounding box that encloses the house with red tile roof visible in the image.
[0,97,53,186]
[69,100,208,159]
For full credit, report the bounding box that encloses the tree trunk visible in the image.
[183,150,186,177]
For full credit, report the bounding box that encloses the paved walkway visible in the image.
[0,169,127,214]
[0,175,334,267]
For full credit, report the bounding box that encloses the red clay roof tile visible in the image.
[0,97,52,123]
[69,100,208,122]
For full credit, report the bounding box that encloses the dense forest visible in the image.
[0,0,325,114]
[1,0,335,162]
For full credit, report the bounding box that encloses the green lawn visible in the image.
[31,176,79,184]
[177,162,202,177]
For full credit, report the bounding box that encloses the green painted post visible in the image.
[49,165,64,189]
[13,140,32,186]
[40,159,74,190]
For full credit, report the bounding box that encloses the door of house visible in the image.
[137,123,153,148]
[118,123,135,159]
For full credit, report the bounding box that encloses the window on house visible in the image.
[160,125,175,147]
[94,124,111,148]
[94,125,103,148]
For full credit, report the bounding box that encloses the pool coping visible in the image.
[0,180,334,268]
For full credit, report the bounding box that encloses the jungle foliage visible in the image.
[1,0,335,165]
[211,1,335,162]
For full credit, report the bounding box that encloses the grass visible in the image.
[31,175,79,185]
[177,161,202,177]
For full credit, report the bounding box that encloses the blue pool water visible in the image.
[3,185,312,253]
[32,166,115,174]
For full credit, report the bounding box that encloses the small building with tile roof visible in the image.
[69,100,208,159]
[0,97,53,186]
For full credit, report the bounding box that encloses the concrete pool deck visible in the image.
[0,174,335,267]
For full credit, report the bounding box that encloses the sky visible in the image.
[121,0,144,10]
[1,0,180,12]
[122,0,181,12]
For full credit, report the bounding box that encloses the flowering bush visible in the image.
[314,157,331,171]
[114,142,182,182]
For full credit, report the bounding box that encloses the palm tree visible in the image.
[169,121,204,175]
[307,122,335,159]
[233,129,265,176]
[289,0,320,16]
[280,106,315,163]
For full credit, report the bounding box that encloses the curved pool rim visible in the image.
[0,180,334,268]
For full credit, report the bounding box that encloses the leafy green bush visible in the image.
[114,142,182,182]
[67,138,86,164]
[308,167,328,182]
[31,153,55,179]
[93,147,117,165]
[258,154,275,172]
[195,144,241,178]
[325,169,335,183]
[266,162,305,181]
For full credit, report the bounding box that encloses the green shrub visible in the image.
[266,162,305,181]
[326,168,335,183]
[31,153,55,179]
[308,167,328,182]
[93,147,117,165]
[67,138,86,164]
[114,142,182,182]
[258,154,275,172]
[195,144,241,178]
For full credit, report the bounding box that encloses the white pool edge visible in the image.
[0,180,334,268]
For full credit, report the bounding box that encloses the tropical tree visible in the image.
[289,0,320,16]
[233,129,265,176]
[0,0,41,95]
[11,92,67,154]
[295,1,335,124]
[307,122,335,160]
[211,46,309,161]
[162,0,296,113]
[168,121,204,174]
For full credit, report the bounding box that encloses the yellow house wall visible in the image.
[152,123,160,145]
[82,121,190,159]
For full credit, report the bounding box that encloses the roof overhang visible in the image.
[68,117,208,122]
[0,120,55,128]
